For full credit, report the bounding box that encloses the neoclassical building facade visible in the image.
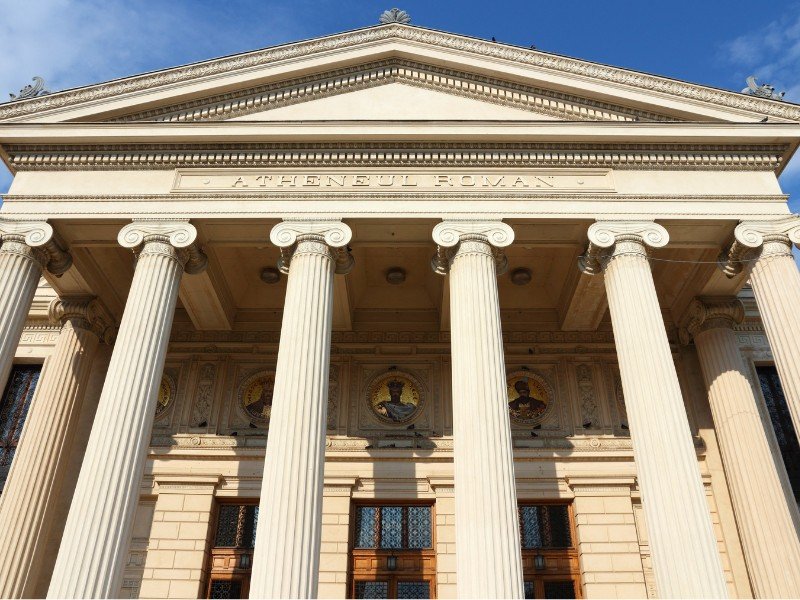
[0,17,799,600]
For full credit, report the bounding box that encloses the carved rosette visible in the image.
[269,220,353,274]
[0,219,72,275]
[118,220,207,274]
[48,297,116,344]
[679,297,745,345]
[431,220,515,275]
[719,216,800,277]
[579,221,669,274]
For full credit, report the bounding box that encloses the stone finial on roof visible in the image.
[379,8,411,24]
[9,77,50,101]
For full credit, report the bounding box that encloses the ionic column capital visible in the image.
[0,219,72,275]
[679,296,744,345]
[431,220,514,275]
[118,219,207,274]
[719,216,800,277]
[48,297,116,344]
[269,220,353,275]
[579,220,669,275]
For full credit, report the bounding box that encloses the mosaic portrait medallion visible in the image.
[506,371,554,425]
[240,371,276,424]
[155,374,175,418]
[367,371,423,425]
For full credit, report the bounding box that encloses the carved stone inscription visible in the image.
[173,169,614,193]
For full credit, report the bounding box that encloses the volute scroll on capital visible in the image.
[430,220,515,275]
[117,220,208,274]
[0,219,72,275]
[678,297,745,345]
[48,297,117,344]
[269,220,354,275]
[718,216,800,278]
[579,221,669,275]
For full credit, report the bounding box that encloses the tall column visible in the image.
[720,216,800,436]
[0,297,114,598]
[0,220,71,392]
[47,221,206,599]
[432,221,523,599]
[580,221,727,598]
[250,221,353,599]
[681,296,800,597]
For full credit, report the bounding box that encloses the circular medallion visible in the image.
[367,371,423,425]
[506,371,554,425]
[240,371,276,424]
[155,374,175,418]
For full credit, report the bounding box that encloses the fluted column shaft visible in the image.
[434,221,523,599]
[47,222,205,599]
[585,222,727,598]
[0,221,72,393]
[0,240,45,390]
[250,222,352,599]
[747,239,800,436]
[0,298,112,598]
[685,298,800,597]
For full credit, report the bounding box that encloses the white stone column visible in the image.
[250,221,353,599]
[432,221,523,599]
[0,297,114,598]
[581,221,727,598]
[47,221,206,599]
[0,220,71,392]
[681,296,800,597]
[721,217,800,437]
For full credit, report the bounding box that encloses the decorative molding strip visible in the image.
[168,329,618,344]
[116,59,667,124]
[6,143,787,172]
[0,25,796,121]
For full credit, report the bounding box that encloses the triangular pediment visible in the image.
[0,23,797,124]
[129,60,659,124]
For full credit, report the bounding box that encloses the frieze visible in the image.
[7,144,786,172]
[174,169,614,193]
[1,25,796,121]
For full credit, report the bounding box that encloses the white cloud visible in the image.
[720,10,800,101]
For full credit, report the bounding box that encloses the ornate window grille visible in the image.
[0,365,41,493]
[206,502,258,599]
[757,365,800,502]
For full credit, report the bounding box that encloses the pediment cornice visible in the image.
[1,24,798,123]
[114,59,671,124]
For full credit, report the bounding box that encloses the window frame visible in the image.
[205,499,259,599]
[349,500,437,599]
[518,500,582,599]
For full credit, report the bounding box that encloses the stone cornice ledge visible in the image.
[0,24,798,122]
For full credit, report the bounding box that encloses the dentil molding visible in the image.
[579,220,669,275]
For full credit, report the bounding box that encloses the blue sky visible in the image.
[1,0,799,204]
